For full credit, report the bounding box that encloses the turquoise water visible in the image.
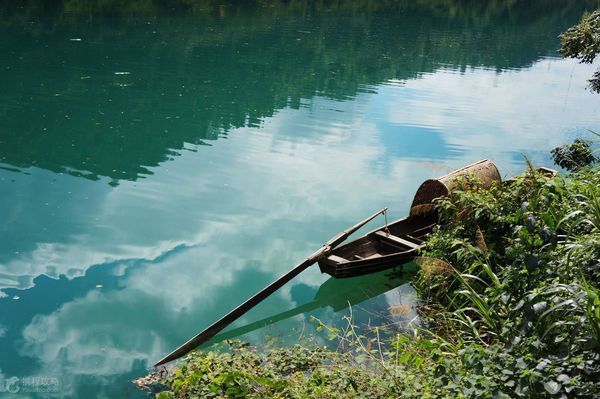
[1,1,599,397]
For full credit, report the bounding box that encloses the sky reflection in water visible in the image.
[0,2,599,397]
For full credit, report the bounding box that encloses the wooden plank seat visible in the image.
[327,254,348,263]
[404,234,423,243]
[374,231,420,250]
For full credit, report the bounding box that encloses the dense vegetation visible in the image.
[139,143,599,398]
[414,155,599,397]
[1,0,594,21]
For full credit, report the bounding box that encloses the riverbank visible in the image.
[141,151,599,398]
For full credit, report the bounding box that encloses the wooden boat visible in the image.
[318,214,436,278]
[318,159,501,278]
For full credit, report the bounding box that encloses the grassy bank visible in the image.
[141,147,599,398]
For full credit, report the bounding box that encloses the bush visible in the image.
[559,10,600,93]
[415,163,600,398]
[551,139,597,171]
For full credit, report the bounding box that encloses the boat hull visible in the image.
[318,214,436,278]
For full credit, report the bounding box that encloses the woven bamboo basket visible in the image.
[409,159,501,217]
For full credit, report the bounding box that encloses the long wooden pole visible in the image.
[154,208,387,366]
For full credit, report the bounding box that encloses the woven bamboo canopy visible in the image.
[410,159,501,217]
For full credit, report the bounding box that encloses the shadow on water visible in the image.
[207,264,416,346]
[0,0,595,183]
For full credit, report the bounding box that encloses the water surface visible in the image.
[1,1,599,397]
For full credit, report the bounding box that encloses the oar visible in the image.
[154,207,387,367]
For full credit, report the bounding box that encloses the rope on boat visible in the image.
[383,208,390,235]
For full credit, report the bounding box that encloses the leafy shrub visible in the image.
[551,139,597,171]
[416,163,600,397]
[559,10,600,93]
[145,338,461,399]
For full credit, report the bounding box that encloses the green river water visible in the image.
[0,1,599,397]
